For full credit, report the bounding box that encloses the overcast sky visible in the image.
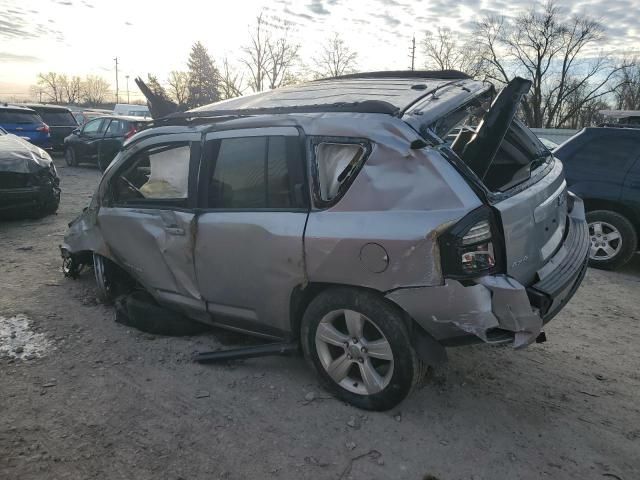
[1,0,639,99]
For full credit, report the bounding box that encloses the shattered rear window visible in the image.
[314,142,366,202]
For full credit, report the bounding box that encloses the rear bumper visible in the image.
[386,193,589,349]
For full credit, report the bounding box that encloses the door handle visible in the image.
[165,227,185,236]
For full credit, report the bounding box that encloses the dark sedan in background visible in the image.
[0,104,51,149]
[24,104,78,151]
[64,115,151,170]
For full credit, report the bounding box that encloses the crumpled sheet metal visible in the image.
[62,206,110,259]
[386,275,542,348]
[303,114,482,291]
[0,134,52,173]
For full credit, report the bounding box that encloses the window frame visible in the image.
[105,135,201,211]
[81,118,107,136]
[307,136,372,209]
[198,127,310,212]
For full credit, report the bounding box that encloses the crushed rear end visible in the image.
[390,77,589,348]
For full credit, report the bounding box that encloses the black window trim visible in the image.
[308,135,372,210]
[197,126,310,213]
[106,138,200,210]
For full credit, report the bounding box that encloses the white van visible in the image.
[113,104,150,118]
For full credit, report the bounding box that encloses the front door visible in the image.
[77,118,107,162]
[98,118,126,170]
[194,127,309,338]
[98,134,203,313]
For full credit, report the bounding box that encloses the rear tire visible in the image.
[64,147,77,167]
[587,210,637,270]
[301,287,425,411]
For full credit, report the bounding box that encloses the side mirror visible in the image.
[73,128,81,135]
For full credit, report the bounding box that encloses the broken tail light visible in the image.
[438,206,503,278]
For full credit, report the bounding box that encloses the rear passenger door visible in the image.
[194,127,309,339]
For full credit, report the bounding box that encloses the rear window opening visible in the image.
[448,118,551,193]
[313,141,367,202]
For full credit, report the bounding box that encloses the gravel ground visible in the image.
[1,156,639,480]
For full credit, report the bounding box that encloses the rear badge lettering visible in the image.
[512,255,529,268]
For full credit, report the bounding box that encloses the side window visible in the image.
[106,119,125,136]
[112,143,191,204]
[82,118,103,134]
[207,135,302,209]
[313,141,367,202]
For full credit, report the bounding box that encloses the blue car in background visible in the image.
[0,104,51,149]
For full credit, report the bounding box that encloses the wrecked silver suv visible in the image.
[62,71,589,410]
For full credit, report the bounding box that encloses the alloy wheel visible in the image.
[314,309,394,395]
[589,221,622,261]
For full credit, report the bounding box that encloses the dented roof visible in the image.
[178,70,486,118]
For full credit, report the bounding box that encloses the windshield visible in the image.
[39,111,77,126]
[0,111,41,124]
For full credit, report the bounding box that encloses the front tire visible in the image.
[587,210,637,270]
[301,287,425,411]
[64,147,77,167]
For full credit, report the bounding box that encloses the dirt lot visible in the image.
[1,156,639,480]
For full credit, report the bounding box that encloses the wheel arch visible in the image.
[288,282,446,365]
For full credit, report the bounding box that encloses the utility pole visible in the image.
[125,75,130,103]
[409,35,416,71]
[114,56,119,104]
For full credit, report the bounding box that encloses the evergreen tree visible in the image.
[146,74,169,99]
[186,41,220,108]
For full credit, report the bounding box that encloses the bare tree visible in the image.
[36,72,63,103]
[265,29,300,89]
[241,12,269,92]
[167,71,189,107]
[474,2,629,128]
[312,33,358,78]
[61,75,82,104]
[82,75,110,105]
[614,61,640,110]
[219,58,245,100]
[241,12,300,91]
[422,28,484,77]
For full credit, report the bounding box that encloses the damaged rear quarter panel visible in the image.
[303,114,482,291]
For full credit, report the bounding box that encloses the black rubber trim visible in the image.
[532,216,589,297]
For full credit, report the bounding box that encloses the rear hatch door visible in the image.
[425,78,569,286]
[0,109,43,141]
[38,109,78,146]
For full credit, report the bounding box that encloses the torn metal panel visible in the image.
[386,275,542,349]
[385,281,498,342]
[304,116,482,290]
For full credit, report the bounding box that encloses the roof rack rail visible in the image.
[596,123,640,129]
[315,70,471,81]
